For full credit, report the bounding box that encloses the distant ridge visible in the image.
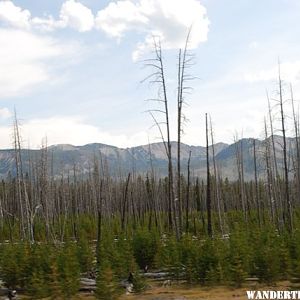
[0,136,295,180]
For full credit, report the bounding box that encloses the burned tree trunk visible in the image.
[206,113,212,238]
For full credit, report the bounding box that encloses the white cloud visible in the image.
[0,29,78,98]
[95,1,148,39]
[31,1,94,32]
[0,0,209,59]
[0,1,94,32]
[0,108,12,120]
[244,61,300,83]
[95,0,210,59]
[32,0,95,32]
[0,116,148,149]
[31,15,61,32]
[59,0,94,32]
[0,1,31,29]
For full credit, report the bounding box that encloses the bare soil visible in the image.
[15,281,297,299]
[118,281,291,300]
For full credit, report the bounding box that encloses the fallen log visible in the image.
[80,278,96,286]
[143,272,169,279]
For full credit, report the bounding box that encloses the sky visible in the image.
[0,0,300,149]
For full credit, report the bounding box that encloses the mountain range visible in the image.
[0,136,296,181]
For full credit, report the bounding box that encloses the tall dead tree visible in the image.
[206,113,212,238]
[185,150,191,232]
[266,90,283,228]
[13,111,25,240]
[209,115,224,235]
[177,29,193,235]
[13,110,33,241]
[121,173,131,231]
[144,38,179,237]
[253,139,261,226]
[290,84,300,204]
[264,118,276,224]
[234,134,247,222]
[278,64,293,232]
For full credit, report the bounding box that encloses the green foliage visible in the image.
[56,243,81,298]
[251,232,280,283]
[110,235,135,278]
[229,254,247,287]
[196,240,219,284]
[96,250,120,300]
[0,243,30,289]
[77,236,94,273]
[27,270,49,299]
[0,210,300,296]
[133,229,158,270]
[155,234,181,279]
[132,270,146,293]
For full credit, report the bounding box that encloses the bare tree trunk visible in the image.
[146,39,178,237]
[177,30,192,237]
[291,84,300,206]
[264,119,276,225]
[278,65,293,232]
[253,139,261,227]
[121,173,131,231]
[234,134,247,222]
[177,49,183,236]
[210,115,224,235]
[267,90,283,227]
[206,113,212,238]
[185,150,191,232]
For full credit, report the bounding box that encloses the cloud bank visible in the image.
[0,116,148,149]
[0,0,209,58]
[0,28,79,98]
[95,0,209,59]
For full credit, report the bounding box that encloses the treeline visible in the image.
[1,169,300,243]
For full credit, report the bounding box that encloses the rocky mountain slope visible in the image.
[0,136,295,180]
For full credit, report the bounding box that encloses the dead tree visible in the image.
[121,173,131,231]
[234,134,247,222]
[209,115,224,235]
[13,110,32,241]
[278,64,293,232]
[266,90,283,228]
[177,29,193,235]
[144,38,178,238]
[185,150,192,232]
[264,118,276,225]
[206,113,212,238]
[253,139,261,226]
[290,84,300,205]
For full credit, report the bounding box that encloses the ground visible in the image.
[74,281,295,300]
[11,281,298,299]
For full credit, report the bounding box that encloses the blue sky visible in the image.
[0,0,300,148]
